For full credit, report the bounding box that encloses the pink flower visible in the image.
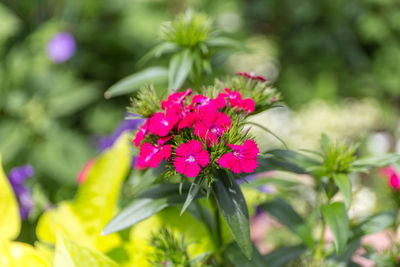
[218,140,259,174]
[161,89,192,110]
[149,110,179,136]
[190,94,226,111]
[174,140,210,177]
[133,120,150,147]
[194,109,231,145]
[236,71,267,82]
[219,88,255,113]
[135,142,172,169]
[380,166,400,191]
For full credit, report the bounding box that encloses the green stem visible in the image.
[314,218,326,263]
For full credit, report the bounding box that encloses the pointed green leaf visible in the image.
[212,171,252,259]
[261,198,314,248]
[352,211,396,238]
[105,67,168,98]
[332,174,352,209]
[168,49,193,90]
[321,202,350,254]
[0,154,20,241]
[137,42,179,66]
[180,176,203,215]
[103,184,190,235]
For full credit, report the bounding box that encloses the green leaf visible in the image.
[352,211,396,238]
[180,176,203,215]
[104,67,168,98]
[54,233,117,267]
[205,37,243,49]
[103,184,190,235]
[332,174,352,209]
[137,42,179,66]
[263,245,307,267]
[225,243,265,267]
[261,198,314,248]
[168,49,194,90]
[352,153,400,169]
[211,171,252,259]
[321,202,350,254]
[0,154,20,241]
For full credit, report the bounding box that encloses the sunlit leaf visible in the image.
[352,153,400,169]
[0,154,20,241]
[36,134,130,252]
[54,233,117,267]
[205,37,243,48]
[0,241,50,267]
[105,67,168,98]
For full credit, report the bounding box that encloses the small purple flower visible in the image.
[8,165,34,220]
[46,32,76,63]
[97,116,145,152]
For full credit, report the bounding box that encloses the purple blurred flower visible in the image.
[97,117,145,152]
[8,165,34,220]
[46,32,76,63]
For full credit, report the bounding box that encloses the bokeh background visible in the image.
[1,0,399,254]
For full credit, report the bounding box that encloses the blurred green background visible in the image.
[0,0,399,242]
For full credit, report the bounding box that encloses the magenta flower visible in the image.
[133,120,150,147]
[161,89,192,110]
[219,88,255,113]
[218,140,259,174]
[194,109,231,145]
[189,94,226,111]
[135,141,172,169]
[149,110,179,136]
[236,71,267,82]
[174,140,210,177]
[46,32,76,63]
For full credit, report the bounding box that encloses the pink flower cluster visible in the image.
[380,166,400,190]
[133,88,259,177]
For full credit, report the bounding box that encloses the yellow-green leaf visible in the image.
[0,154,20,241]
[36,134,131,252]
[0,241,50,267]
[54,233,117,267]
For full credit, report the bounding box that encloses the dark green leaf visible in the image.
[261,198,314,248]
[103,184,189,235]
[263,245,307,267]
[225,243,265,267]
[105,67,168,98]
[212,171,252,259]
[329,239,360,264]
[332,174,352,209]
[321,202,350,254]
[168,49,193,90]
[241,177,299,189]
[180,176,203,215]
[255,156,307,175]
